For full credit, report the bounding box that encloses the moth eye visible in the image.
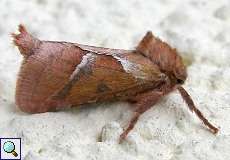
[177,79,184,84]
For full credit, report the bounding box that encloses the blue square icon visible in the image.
[0,138,21,160]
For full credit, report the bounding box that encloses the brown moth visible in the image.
[12,25,219,142]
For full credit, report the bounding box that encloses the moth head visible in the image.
[173,54,187,85]
[137,31,187,85]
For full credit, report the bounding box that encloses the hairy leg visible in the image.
[177,86,219,134]
[119,90,163,143]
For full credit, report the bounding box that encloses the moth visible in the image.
[12,25,219,142]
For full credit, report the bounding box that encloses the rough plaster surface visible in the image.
[0,0,230,159]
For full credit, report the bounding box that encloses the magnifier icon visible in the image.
[3,141,18,157]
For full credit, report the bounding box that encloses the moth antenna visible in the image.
[177,85,219,134]
[12,24,40,57]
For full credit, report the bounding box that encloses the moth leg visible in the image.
[177,86,219,134]
[119,90,163,143]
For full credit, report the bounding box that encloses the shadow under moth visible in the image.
[12,25,219,142]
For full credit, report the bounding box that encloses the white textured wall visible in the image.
[0,0,230,159]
